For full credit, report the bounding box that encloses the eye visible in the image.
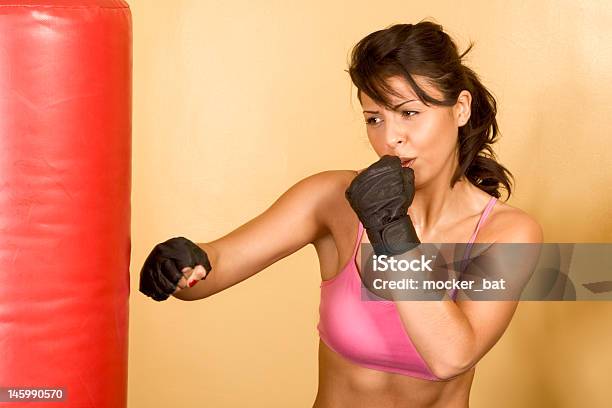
[364,111,418,126]
[365,117,382,126]
[401,110,418,118]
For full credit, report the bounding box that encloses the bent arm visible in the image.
[393,212,543,379]
[173,171,339,301]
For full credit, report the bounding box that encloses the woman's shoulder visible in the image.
[297,170,358,237]
[301,170,357,193]
[484,198,543,243]
[316,169,359,180]
[292,169,356,212]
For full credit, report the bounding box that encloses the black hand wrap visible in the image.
[139,236,212,301]
[345,155,420,256]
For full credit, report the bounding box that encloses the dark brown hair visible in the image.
[348,20,513,200]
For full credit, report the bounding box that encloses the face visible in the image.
[360,75,471,188]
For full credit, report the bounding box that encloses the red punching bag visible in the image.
[0,1,132,406]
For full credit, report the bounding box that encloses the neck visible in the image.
[408,157,472,233]
[409,177,469,230]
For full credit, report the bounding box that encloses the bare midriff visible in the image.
[313,339,475,408]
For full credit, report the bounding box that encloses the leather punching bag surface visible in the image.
[0,1,132,406]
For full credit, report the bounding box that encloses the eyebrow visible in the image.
[363,99,419,114]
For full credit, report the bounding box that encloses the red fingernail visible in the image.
[189,280,198,288]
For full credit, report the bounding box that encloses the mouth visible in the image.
[399,157,416,168]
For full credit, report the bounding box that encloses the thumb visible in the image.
[187,265,208,287]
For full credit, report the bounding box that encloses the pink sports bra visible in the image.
[317,196,498,381]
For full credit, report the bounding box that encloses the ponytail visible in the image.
[453,65,513,200]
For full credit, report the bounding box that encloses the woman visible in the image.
[140,21,542,408]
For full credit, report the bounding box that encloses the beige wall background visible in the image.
[129,0,612,407]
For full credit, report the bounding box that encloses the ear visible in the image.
[454,90,472,127]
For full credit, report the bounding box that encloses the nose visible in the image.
[383,117,408,148]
